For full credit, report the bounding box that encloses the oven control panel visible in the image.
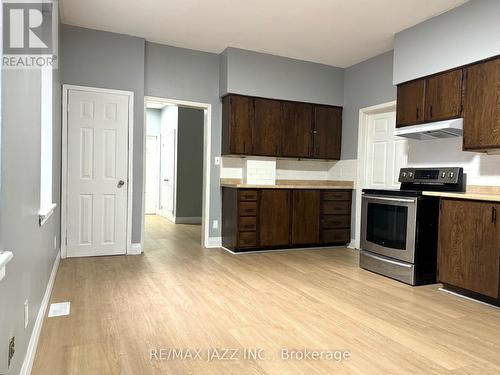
[399,167,463,184]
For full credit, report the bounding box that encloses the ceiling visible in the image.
[60,0,468,68]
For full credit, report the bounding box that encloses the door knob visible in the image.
[117,180,125,188]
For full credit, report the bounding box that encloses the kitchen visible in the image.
[219,4,500,309]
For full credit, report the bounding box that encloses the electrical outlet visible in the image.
[54,235,57,250]
[8,337,14,368]
[212,220,219,230]
[24,300,29,329]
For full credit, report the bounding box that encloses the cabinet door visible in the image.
[282,102,313,158]
[222,95,253,155]
[396,80,425,127]
[463,58,500,150]
[253,98,283,156]
[438,199,500,299]
[291,190,320,245]
[425,70,463,122]
[313,106,342,160]
[259,190,291,247]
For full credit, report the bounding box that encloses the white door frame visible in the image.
[354,100,397,249]
[61,84,134,259]
[145,135,160,215]
[144,96,212,248]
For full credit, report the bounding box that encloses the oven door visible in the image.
[361,194,417,263]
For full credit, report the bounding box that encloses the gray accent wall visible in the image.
[176,107,204,219]
[221,47,344,106]
[394,0,500,84]
[0,59,62,375]
[342,50,396,159]
[60,25,146,243]
[144,42,222,237]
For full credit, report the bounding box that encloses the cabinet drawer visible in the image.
[239,217,257,232]
[321,215,350,229]
[323,191,351,201]
[322,201,351,215]
[238,232,257,248]
[322,229,350,244]
[239,202,257,216]
[239,190,258,201]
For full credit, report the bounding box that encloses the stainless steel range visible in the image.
[360,167,466,285]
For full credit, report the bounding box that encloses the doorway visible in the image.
[355,101,408,249]
[62,85,134,258]
[143,97,209,247]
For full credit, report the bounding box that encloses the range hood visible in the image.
[394,118,463,140]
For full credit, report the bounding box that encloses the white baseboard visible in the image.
[347,239,357,249]
[20,250,60,375]
[205,236,222,248]
[128,243,142,255]
[175,216,202,224]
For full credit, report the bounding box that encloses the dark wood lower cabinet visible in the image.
[291,190,320,245]
[259,190,291,247]
[438,198,500,300]
[222,187,352,252]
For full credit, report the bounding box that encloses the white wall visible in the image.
[408,138,500,186]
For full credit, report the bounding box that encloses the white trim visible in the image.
[61,84,134,258]
[20,251,60,375]
[38,203,57,227]
[0,251,14,281]
[144,96,212,249]
[175,216,202,224]
[355,100,397,250]
[128,243,142,255]
[205,236,222,248]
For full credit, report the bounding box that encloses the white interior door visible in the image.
[159,128,176,221]
[145,136,159,214]
[66,89,129,257]
[365,112,408,189]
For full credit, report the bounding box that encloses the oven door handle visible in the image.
[362,252,413,268]
[363,195,417,204]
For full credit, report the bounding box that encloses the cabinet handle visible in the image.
[416,107,419,120]
[493,207,497,224]
[429,105,433,118]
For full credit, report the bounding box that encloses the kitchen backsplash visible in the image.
[408,138,500,186]
[220,157,358,182]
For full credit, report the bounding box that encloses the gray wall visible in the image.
[342,50,396,160]
[144,42,221,237]
[394,0,500,84]
[0,61,62,375]
[60,25,145,243]
[176,107,204,218]
[221,47,344,106]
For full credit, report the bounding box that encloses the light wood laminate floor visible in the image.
[32,215,500,374]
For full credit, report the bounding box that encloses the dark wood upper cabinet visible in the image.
[463,57,500,151]
[291,190,320,245]
[438,199,500,299]
[282,102,313,158]
[221,95,342,160]
[253,98,283,156]
[425,70,463,122]
[259,190,291,247]
[222,95,254,155]
[396,79,426,127]
[313,106,342,160]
